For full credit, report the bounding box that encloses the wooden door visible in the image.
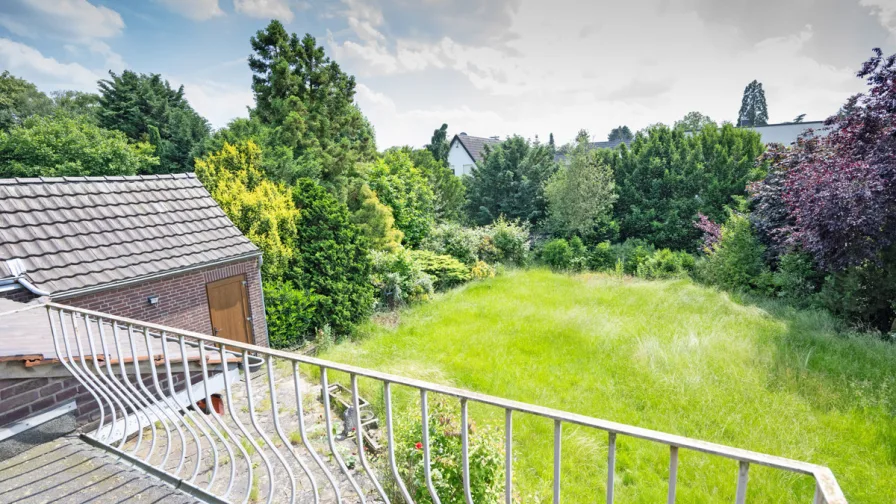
[206,274,252,344]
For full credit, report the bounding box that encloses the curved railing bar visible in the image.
[264,355,318,503]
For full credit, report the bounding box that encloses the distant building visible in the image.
[447,133,501,176]
[744,120,830,145]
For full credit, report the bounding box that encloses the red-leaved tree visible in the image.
[781,48,896,271]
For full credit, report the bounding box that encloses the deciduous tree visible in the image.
[545,136,617,237]
[0,115,157,177]
[607,125,633,142]
[364,149,435,246]
[674,111,716,131]
[0,71,54,131]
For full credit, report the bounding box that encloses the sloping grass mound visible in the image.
[321,269,896,503]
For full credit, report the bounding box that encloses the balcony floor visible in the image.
[0,433,197,504]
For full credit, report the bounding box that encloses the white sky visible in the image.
[1,0,895,149]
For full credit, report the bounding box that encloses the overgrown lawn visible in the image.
[319,269,896,503]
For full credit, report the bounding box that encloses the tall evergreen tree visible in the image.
[464,136,556,225]
[97,70,210,173]
[248,20,376,196]
[425,123,450,164]
[737,80,769,126]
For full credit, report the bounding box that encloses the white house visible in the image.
[447,133,501,176]
[745,121,830,145]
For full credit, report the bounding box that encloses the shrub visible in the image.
[542,239,573,271]
[423,223,481,265]
[470,261,496,280]
[636,249,693,280]
[486,216,530,265]
[773,252,822,306]
[424,220,530,266]
[612,239,654,275]
[817,258,896,332]
[262,280,317,348]
[699,213,766,291]
[588,241,615,271]
[392,397,503,504]
[365,149,435,247]
[290,178,375,336]
[196,141,298,279]
[408,250,471,291]
[371,250,434,309]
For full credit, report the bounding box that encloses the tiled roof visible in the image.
[454,134,501,162]
[0,173,260,297]
[588,139,631,150]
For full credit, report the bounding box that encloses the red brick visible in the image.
[56,386,79,402]
[0,390,39,411]
[29,395,58,414]
[0,406,30,425]
[0,378,48,400]
[39,381,65,397]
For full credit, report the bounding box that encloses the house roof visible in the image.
[588,139,632,150]
[0,173,260,297]
[452,133,501,162]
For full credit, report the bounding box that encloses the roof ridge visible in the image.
[0,172,197,185]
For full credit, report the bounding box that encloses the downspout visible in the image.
[255,255,267,345]
[4,258,51,296]
[17,277,50,296]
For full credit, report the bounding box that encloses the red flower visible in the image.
[415,442,423,450]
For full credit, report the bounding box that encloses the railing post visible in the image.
[735,461,749,504]
[421,389,442,504]
[607,432,616,504]
[505,409,513,504]
[461,398,474,504]
[554,420,562,504]
[668,446,679,504]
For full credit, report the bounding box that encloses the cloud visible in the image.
[172,78,254,129]
[336,0,871,149]
[0,0,127,71]
[155,0,224,21]
[233,0,296,22]
[0,38,100,91]
[0,0,124,39]
[355,82,507,148]
[690,0,891,69]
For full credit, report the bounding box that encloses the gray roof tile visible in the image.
[454,134,501,162]
[0,173,260,294]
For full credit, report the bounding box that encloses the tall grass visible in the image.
[319,269,896,503]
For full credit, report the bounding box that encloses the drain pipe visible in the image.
[3,259,51,296]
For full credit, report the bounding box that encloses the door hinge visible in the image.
[247,316,253,321]
[241,280,248,286]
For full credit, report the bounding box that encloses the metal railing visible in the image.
[45,302,847,504]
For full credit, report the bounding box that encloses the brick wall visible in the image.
[61,258,267,347]
[0,370,210,429]
[0,287,37,303]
